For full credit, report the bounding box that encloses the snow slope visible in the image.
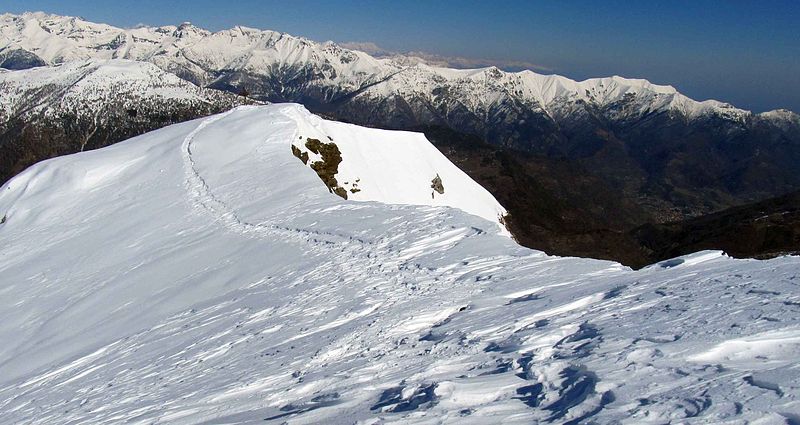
[0,104,799,424]
[283,106,508,233]
[0,59,249,120]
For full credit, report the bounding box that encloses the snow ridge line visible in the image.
[180,108,250,233]
[180,106,373,248]
[178,107,487,297]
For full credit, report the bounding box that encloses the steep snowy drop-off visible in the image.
[0,104,799,424]
[283,106,507,233]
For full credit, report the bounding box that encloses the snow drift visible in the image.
[0,104,798,424]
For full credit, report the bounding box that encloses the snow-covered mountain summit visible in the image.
[0,12,397,95]
[0,104,798,423]
[0,11,770,122]
[0,59,246,120]
[1,11,799,263]
[283,106,508,230]
[0,58,253,182]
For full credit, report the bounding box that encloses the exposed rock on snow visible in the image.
[0,104,798,423]
[4,12,800,240]
[431,174,444,196]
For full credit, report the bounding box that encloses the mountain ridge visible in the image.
[2,11,799,266]
[2,11,793,120]
[0,58,253,182]
[1,104,798,423]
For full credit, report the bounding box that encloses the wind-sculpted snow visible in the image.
[0,104,798,424]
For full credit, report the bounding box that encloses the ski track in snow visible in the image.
[0,104,798,424]
[181,106,392,249]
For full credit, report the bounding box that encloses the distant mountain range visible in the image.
[1,11,798,265]
[3,12,800,424]
[0,59,252,182]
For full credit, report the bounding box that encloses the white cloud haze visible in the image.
[338,41,552,72]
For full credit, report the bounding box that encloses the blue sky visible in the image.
[5,0,799,112]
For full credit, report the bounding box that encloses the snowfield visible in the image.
[0,59,249,121]
[0,104,798,424]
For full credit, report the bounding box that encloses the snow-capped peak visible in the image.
[759,108,800,122]
[0,59,249,120]
[0,12,765,122]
